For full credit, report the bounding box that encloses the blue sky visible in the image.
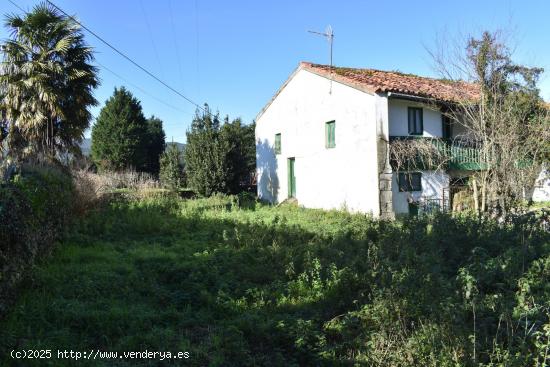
[2,0,549,143]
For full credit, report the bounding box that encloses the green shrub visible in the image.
[0,164,75,317]
[0,185,33,250]
[159,143,185,189]
[12,165,74,239]
[0,184,34,315]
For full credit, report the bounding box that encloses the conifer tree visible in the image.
[184,104,257,196]
[91,87,149,171]
[221,119,256,193]
[184,105,229,196]
[144,116,166,175]
[159,143,184,189]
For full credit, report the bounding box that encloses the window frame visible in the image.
[274,133,281,154]
[398,172,422,192]
[408,107,424,136]
[325,120,336,149]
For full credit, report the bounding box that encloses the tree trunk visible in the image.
[481,181,487,213]
[499,196,507,218]
[472,176,479,214]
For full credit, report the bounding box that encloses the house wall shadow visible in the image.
[256,138,279,203]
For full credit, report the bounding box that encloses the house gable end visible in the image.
[256,64,375,122]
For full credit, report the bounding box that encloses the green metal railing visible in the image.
[389,136,487,171]
[446,142,487,170]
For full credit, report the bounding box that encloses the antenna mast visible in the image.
[308,25,334,93]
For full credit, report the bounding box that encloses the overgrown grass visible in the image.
[0,195,549,366]
[530,200,550,210]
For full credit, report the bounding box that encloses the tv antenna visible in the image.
[308,25,334,93]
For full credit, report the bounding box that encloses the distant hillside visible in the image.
[166,142,186,152]
[79,138,185,156]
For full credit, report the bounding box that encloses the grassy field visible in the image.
[0,194,548,366]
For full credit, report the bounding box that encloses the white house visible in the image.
[255,62,480,217]
[532,167,550,202]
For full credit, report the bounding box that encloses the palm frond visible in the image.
[0,1,99,160]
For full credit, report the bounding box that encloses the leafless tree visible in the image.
[389,137,450,173]
[395,30,550,215]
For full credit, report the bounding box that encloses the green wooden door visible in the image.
[287,158,296,198]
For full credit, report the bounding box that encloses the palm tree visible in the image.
[0,2,99,161]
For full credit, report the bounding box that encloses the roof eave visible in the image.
[256,62,377,122]
[387,91,445,104]
[387,91,477,105]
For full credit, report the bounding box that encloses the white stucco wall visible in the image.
[256,68,381,215]
[532,168,550,202]
[391,171,450,214]
[388,99,443,137]
[375,93,390,165]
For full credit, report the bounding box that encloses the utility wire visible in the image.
[7,0,204,121]
[7,0,205,118]
[7,0,195,118]
[194,0,200,99]
[96,60,189,116]
[139,0,165,80]
[7,0,26,13]
[168,0,184,87]
[44,0,208,115]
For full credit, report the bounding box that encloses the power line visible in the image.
[44,0,208,115]
[194,0,200,99]
[96,60,189,116]
[7,0,195,119]
[139,0,165,80]
[7,0,27,13]
[168,0,184,87]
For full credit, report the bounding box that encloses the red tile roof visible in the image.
[301,62,480,103]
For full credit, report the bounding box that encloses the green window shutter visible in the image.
[325,121,335,148]
[325,123,329,148]
[275,133,281,154]
[408,107,423,135]
[288,157,296,198]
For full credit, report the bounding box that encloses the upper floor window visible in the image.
[408,107,423,135]
[275,133,281,154]
[325,120,336,148]
[398,172,422,192]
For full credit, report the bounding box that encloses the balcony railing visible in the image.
[441,140,487,171]
[389,136,487,171]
